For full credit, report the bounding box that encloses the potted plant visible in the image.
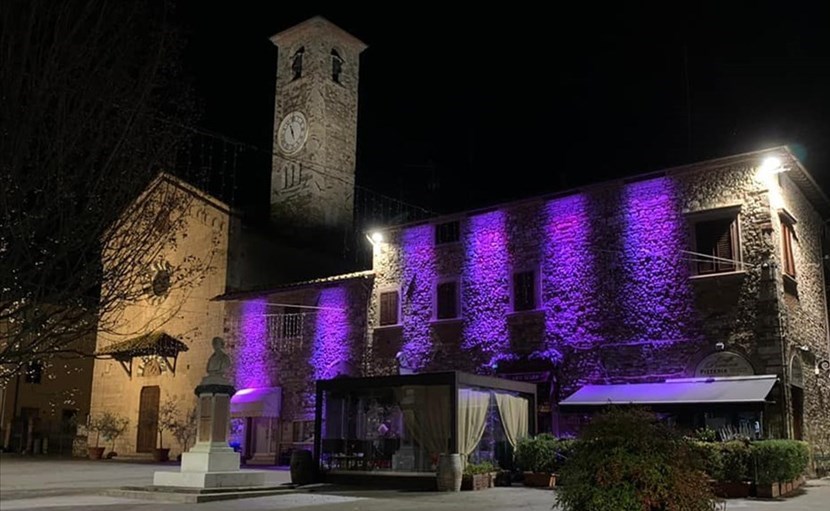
[171,406,198,460]
[88,411,129,459]
[516,434,557,487]
[461,461,497,491]
[154,398,179,462]
[86,415,106,459]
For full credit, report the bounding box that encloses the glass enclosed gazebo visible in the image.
[314,371,537,486]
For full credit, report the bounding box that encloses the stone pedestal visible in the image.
[154,383,266,488]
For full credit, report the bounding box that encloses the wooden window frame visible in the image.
[779,210,797,279]
[435,220,461,245]
[435,279,460,320]
[378,286,401,327]
[511,268,539,312]
[688,207,742,276]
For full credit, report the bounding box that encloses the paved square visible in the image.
[1,457,827,510]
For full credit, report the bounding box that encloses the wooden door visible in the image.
[136,386,160,452]
[791,386,804,440]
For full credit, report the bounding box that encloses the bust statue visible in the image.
[201,336,231,385]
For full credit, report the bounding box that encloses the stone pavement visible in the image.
[1,456,828,510]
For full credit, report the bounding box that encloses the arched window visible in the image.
[291,47,304,80]
[331,49,343,83]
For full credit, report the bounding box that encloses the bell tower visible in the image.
[269,16,367,244]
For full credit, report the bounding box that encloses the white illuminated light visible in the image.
[370,231,384,244]
[761,156,783,174]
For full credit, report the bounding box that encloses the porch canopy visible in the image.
[96,331,188,377]
[230,387,282,418]
[96,331,188,360]
[560,375,777,407]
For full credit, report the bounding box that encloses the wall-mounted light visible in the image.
[760,156,785,174]
[366,230,384,247]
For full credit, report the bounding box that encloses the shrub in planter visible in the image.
[516,433,559,487]
[752,440,810,486]
[461,461,497,491]
[555,408,717,511]
[86,411,129,460]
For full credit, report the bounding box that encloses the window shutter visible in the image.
[437,281,458,319]
[379,291,399,326]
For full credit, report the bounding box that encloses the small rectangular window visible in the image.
[379,290,400,326]
[25,361,42,384]
[513,270,536,311]
[435,221,460,245]
[693,217,739,275]
[782,221,796,278]
[436,281,459,319]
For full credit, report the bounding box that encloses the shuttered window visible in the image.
[436,281,459,319]
[513,270,536,311]
[694,217,739,274]
[435,221,460,245]
[781,221,796,278]
[379,290,400,326]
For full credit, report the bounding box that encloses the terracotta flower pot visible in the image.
[88,446,105,460]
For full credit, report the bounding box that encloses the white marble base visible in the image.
[181,450,240,473]
[153,469,267,488]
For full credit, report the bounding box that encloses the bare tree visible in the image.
[0,0,211,382]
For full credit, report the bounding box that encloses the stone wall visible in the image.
[89,179,231,457]
[223,276,372,439]
[270,18,364,240]
[367,151,829,451]
[774,170,830,454]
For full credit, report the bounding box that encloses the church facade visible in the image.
[87,16,830,464]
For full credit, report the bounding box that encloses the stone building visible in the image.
[363,147,830,452]
[1,325,95,455]
[87,15,830,463]
[220,146,830,465]
[87,16,367,458]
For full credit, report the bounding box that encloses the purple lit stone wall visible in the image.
[312,287,351,380]
[461,211,510,366]
[399,224,437,370]
[543,193,600,349]
[233,299,272,389]
[367,160,799,396]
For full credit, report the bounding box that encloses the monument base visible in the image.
[180,449,240,472]
[153,469,267,489]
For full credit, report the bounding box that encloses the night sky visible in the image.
[175,2,830,216]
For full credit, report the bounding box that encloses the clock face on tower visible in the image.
[277,111,308,155]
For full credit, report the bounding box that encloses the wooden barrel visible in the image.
[290,449,314,486]
[436,453,462,491]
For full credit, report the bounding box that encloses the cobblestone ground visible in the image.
[1,456,827,510]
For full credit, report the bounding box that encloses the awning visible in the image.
[231,387,282,418]
[560,375,777,406]
[96,332,189,360]
[96,332,188,377]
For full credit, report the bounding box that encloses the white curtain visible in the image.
[494,392,528,448]
[396,386,451,456]
[457,388,491,462]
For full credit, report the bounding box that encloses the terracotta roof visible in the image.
[213,270,375,301]
[96,332,189,360]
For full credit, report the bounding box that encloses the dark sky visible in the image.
[176,2,830,216]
